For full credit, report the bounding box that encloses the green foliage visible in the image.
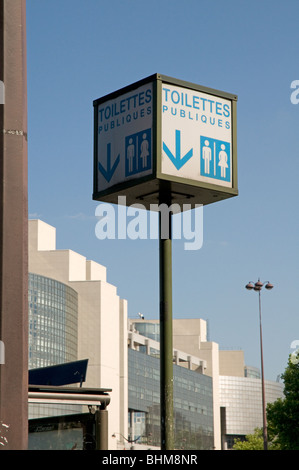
[233,353,299,451]
[233,428,264,450]
[266,353,299,450]
[232,428,280,450]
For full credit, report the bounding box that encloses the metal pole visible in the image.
[159,201,174,450]
[258,290,268,450]
[95,408,109,450]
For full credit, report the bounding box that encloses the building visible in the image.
[128,320,214,449]
[129,320,284,450]
[28,219,128,450]
[219,375,284,449]
[28,219,284,450]
[29,272,78,370]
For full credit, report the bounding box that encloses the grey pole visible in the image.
[246,279,273,451]
[159,196,174,450]
[258,288,268,451]
[95,408,109,450]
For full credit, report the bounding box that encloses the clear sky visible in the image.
[26,0,299,381]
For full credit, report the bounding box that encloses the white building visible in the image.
[29,219,128,450]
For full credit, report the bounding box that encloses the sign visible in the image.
[95,82,153,192]
[161,83,232,187]
[93,74,238,209]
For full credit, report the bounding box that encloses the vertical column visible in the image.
[95,408,109,450]
[0,0,28,450]
[130,410,135,443]
[159,195,174,450]
[259,290,268,451]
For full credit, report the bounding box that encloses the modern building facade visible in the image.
[128,323,214,449]
[219,376,284,449]
[28,272,81,420]
[28,219,284,450]
[29,273,78,369]
[28,219,128,450]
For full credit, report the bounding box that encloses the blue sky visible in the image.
[26,0,299,381]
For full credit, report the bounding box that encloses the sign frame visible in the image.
[93,74,238,209]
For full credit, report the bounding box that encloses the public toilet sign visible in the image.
[93,74,238,209]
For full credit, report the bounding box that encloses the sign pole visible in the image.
[93,73,238,451]
[159,193,174,450]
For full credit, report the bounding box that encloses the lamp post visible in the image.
[245,279,273,451]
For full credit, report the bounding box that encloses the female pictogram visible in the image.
[218,144,228,178]
[140,133,149,169]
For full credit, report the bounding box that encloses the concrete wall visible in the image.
[219,350,245,377]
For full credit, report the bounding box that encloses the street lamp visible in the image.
[245,279,273,450]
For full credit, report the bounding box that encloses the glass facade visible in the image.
[244,365,260,379]
[134,322,160,357]
[128,348,214,450]
[28,273,78,369]
[28,273,79,419]
[134,322,160,342]
[219,376,284,448]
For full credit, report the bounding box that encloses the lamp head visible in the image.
[265,282,274,290]
[246,280,274,291]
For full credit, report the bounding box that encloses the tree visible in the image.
[233,428,264,450]
[233,428,280,450]
[233,354,299,451]
[266,353,299,450]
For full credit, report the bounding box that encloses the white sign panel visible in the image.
[161,83,232,188]
[96,83,153,191]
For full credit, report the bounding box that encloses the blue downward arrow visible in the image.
[98,143,120,182]
[163,130,193,170]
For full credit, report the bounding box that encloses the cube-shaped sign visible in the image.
[93,74,238,210]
